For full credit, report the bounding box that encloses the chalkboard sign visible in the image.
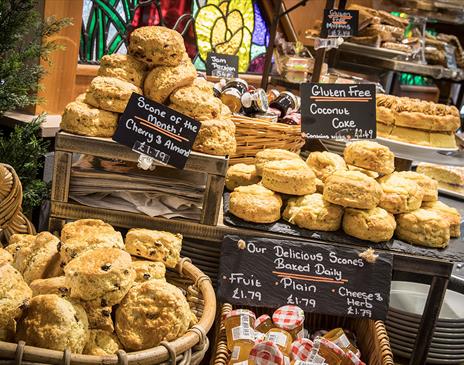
[321,9,358,38]
[113,93,201,169]
[300,83,376,140]
[218,235,392,320]
[206,52,239,78]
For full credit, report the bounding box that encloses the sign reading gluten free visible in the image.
[218,235,392,320]
[113,93,201,169]
[300,83,376,140]
[321,9,358,38]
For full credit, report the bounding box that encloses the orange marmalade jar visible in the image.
[225,309,256,351]
[272,305,305,340]
[265,328,293,356]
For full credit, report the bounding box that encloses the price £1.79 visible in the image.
[287,294,316,309]
[232,288,262,302]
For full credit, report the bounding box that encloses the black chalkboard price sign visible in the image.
[218,235,393,320]
[321,9,359,38]
[113,93,201,169]
[206,52,239,78]
[300,83,376,140]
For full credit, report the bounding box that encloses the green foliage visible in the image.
[0,0,72,115]
[0,115,50,214]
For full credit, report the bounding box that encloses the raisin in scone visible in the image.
[132,260,166,284]
[81,301,114,332]
[29,276,69,298]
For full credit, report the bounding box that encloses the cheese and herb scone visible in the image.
[343,207,396,243]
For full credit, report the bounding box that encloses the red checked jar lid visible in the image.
[249,341,285,365]
[272,305,305,331]
[290,338,314,361]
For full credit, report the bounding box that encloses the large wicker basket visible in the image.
[212,304,394,365]
[0,258,216,365]
[230,116,305,165]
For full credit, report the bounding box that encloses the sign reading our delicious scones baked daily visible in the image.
[218,235,393,320]
[206,52,239,78]
[113,93,201,169]
[321,9,359,38]
[301,83,376,140]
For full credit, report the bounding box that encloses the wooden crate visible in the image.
[49,132,228,231]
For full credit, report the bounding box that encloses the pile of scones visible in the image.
[226,140,461,247]
[0,219,196,355]
[61,26,237,156]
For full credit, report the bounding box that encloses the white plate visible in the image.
[376,136,459,152]
[390,281,464,321]
[438,187,464,201]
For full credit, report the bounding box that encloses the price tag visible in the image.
[113,93,201,169]
[300,83,376,140]
[218,235,392,320]
[206,52,239,78]
[321,9,358,38]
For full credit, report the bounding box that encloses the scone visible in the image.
[64,248,135,305]
[397,171,438,202]
[193,119,237,156]
[10,231,61,284]
[193,77,214,94]
[283,193,343,231]
[378,173,424,214]
[5,234,35,259]
[29,276,69,298]
[344,141,395,175]
[125,229,182,268]
[225,163,260,190]
[262,159,316,195]
[396,209,450,248]
[347,164,379,179]
[255,149,302,176]
[0,264,32,341]
[306,151,347,181]
[315,178,324,193]
[0,248,13,266]
[129,26,186,67]
[82,301,114,332]
[323,171,382,209]
[16,294,89,353]
[144,61,197,103]
[169,85,223,120]
[422,200,461,238]
[115,280,191,350]
[84,330,122,356]
[85,76,142,113]
[61,101,119,137]
[229,184,282,223]
[98,54,147,88]
[60,219,124,264]
[132,260,166,284]
[343,207,396,243]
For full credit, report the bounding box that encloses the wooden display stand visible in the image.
[49,132,228,232]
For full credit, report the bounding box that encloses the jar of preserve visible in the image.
[323,328,360,358]
[272,305,305,340]
[290,338,314,361]
[313,337,345,365]
[241,88,269,114]
[269,91,299,116]
[225,309,256,351]
[221,78,249,113]
[229,342,254,364]
[255,314,274,333]
[265,328,293,356]
[249,341,285,365]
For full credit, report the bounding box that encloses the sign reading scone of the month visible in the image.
[206,52,239,78]
[218,235,393,320]
[113,93,201,169]
[300,83,376,140]
[321,9,359,38]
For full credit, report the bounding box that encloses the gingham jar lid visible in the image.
[249,341,285,365]
[346,350,366,365]
[255,314,272,329]
[225,309,256,321]
[291,338,314,361]
[272,305,305,331]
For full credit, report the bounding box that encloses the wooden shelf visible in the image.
[0,112,61,138]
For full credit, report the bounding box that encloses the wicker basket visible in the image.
[230,116,305,165]
[0,258,216,365]
[0,164,36,242]
[212,304,394,365]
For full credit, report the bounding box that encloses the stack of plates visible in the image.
[386,281,464,364]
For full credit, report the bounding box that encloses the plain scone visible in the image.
[225,163,260,191]
[98,54,147,88]
[255,149,301,176]
[396,171,438,202]
[422,200,461,238]
[64,248,135,305]
[229,184,282,223]
[61,101,119,137]
[378,173,424,214]
[343,207,396,243]
[84,329,122,355]
[115,280,191,350]
[193,118,237,156]
[283,193,343,231]
[262,159,316,195]
[16,294,89,353]
[306,151,347,181]
[344,141,395,175]
[396,209,450,248]
[323,170,382,209]
[0,247,13,266]
[125,229,182,268]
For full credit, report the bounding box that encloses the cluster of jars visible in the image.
[215,78,301,124]
[224,305,364,365]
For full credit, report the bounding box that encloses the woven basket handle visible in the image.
[117,349,128,365]
[14,341,25,365]
[159,341,177,365]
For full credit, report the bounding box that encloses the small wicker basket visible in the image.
[211,304,394,365]
[230,116,305,165]
[0,258,216,365]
